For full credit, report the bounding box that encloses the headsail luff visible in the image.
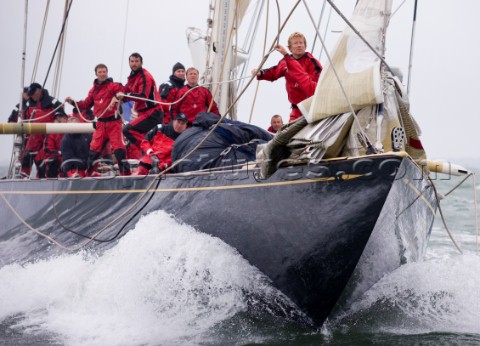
[299,0,393,123]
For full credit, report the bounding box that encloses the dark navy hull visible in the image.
[0,154,437,326]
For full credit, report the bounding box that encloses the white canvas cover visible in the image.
[299,0,393,123]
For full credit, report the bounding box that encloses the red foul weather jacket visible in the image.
[139,131,175,168]
[76,78,124,119]
[171,85,220,123]
[24,90,65,151]
[124,68,162,115]
[258,52,322,120]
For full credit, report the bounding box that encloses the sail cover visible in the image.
[299,0,393,123]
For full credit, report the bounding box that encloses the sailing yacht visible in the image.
[1,0,467,326]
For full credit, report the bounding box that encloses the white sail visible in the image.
[299,0,393,123]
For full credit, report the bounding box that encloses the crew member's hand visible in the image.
[116,92,125,100]
[275,44,288,56]
[65,97,74,105]
[251,68,261,77]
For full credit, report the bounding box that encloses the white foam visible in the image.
[0,210,270,346]
[332,253,480,335]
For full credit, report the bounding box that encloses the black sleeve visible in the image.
[144,125,160,142]
[159,83,172,99]
[8,109,18,123]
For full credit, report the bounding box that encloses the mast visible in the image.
[8,0,30,179]
[207,0,241,120]
[201,0,255,120]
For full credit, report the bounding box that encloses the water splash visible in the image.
[0,210,287,346]
[329,253,480,335]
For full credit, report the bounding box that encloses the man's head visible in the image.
[186,67,199,86]
[95,63,109,82]
[68,115,81,123]
[27,83,43,102]
[53,112,68,123]
[172,62,186,80]
[22,86,29,100]
[173,113,188,133]
[287,32,307,58]
[129,52,143,72]
[270,114,284,132]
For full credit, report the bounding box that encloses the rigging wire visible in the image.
[325,0,394,75]
[406,0,418,96]
[392,0,407,17]
[235,0,265,94]
[8,0,30,178]
[474,173,479,253]
[274,0,281,46]
[248,0,269,124]
[119,0,130,82]
[318,4,333,61]
[310,0,327,54]
[42,0,73,88]
[52,0,70,96]
[31,0,50,83]
[429,176,463,254]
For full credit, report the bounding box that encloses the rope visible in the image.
[473,173,479,253]
[118,75,252,108]
[444,172,473,197]
[70,99,116,123]
[23,103,65,123]
[428,176,463,254]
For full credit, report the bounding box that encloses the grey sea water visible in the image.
[0,163,479,345]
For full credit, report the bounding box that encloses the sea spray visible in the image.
[328,253,480,335]
[0,210,284,346]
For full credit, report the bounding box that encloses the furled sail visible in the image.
[299,0,393,123]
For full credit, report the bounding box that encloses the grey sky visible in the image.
[1,0,479,168]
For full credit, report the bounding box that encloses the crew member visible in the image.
[66,63,131,176]
[118,52,164,159]
[171,67,219,124]
[252,32,322,122]
[133,113,188,175]
[159,62,186,124]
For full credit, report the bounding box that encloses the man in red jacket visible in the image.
[171,67,219,124]
[117,52,164,159]
[43,111,68,178]
[65,63,131,176]
[252,32,322,122]
[267,114,284,134]
[133,113,188,175]
[21,82,66,178]
[159,62,186,125]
